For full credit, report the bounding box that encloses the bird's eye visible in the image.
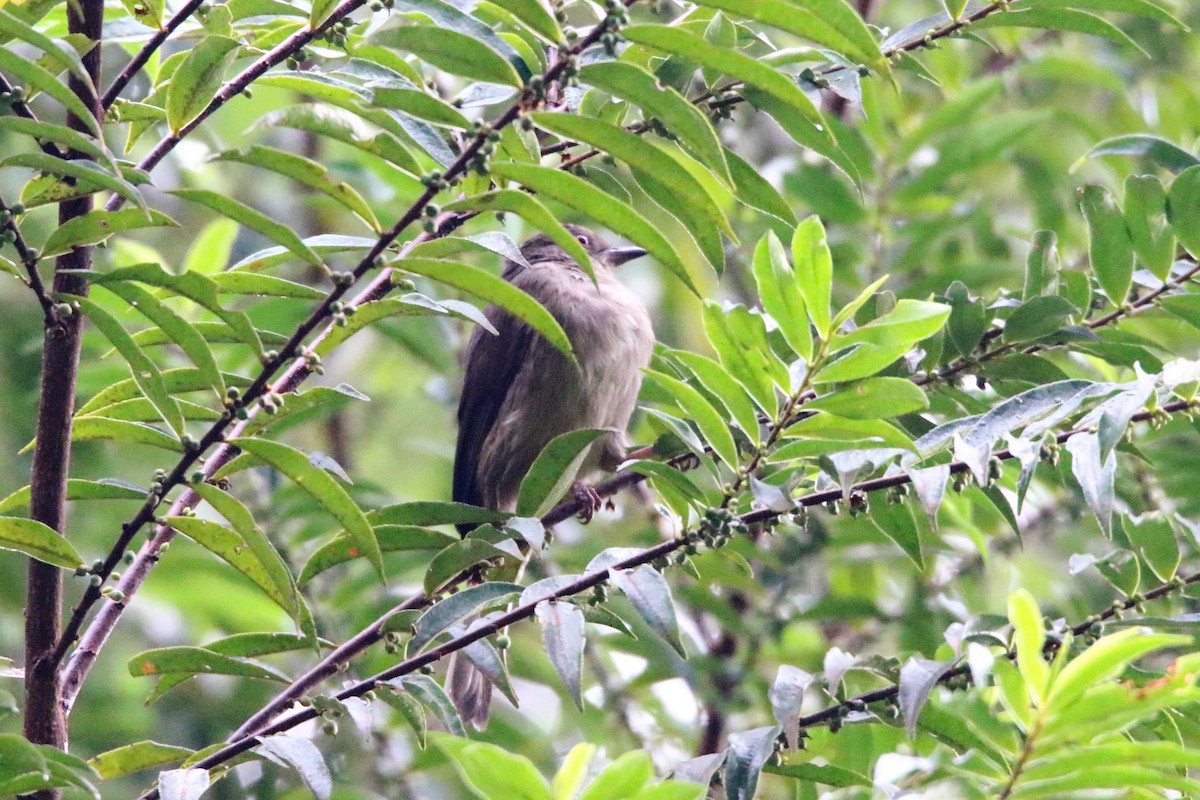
[575,234,590,248]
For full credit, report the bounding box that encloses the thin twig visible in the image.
[0,74,65,158]
[100,0,209,109]
[0,194,55,325]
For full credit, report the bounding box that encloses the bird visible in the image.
[448,224,655,727]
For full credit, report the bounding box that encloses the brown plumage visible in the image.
[449,225,655,727]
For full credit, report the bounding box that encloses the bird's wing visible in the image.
[452,263,535,508]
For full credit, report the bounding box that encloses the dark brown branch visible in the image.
[58,4,635,708]
[22,0,103,787]
[100,0,209,109]
[0,193,54,325]
[0,74,65,159]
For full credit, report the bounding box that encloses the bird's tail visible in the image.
[448,649,492,730]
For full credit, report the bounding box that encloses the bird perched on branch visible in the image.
[449,224,654,727]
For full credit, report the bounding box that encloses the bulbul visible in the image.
[449,225,655,727]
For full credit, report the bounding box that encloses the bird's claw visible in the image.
[572,481,603,523]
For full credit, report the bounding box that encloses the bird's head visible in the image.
[519,224,647,270]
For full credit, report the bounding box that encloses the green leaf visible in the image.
[609,565,685,657]
[1003,295,1076,343]
[410,582,523,651]
[1124,174,1175,281]
[41,209,177,258]
[433,737,552,800]
[443,190,594,281]
[393,257,575,362]
[0,46,101,136]
[1032,0,1185,27]
[724,726,780,800]
[1049,628,1190,711]
[691,0,885,71]
[393,676,466,737]
[99,282,225,397]
[578,751,653,800]
[670,351,761,443]
[0,516,84,569]
[792,216,834,337]
[515,428,610,517]
[645,370,739,469]
[898,657,956,738]
[298,524,454,584]
[489,0,562,42]
[488,163,698,294]
[1125,515,1180,582]
[535,600,586,709]
[1080,184,1135,304]
[256,735,331,800]
[372,26,521,86]
[869,498,923,568]
[231,438,384,581]
[0,8,98,89]
[370,501,509,528]
[0,479,146,514]
[127,646,289,681]
[0,117,116,172]
[530,112,734,239]
[379,686,427,747]
[1023,230,1060,300]
[172,189,324,268]
[764,756,870,787]
[578,61,730,184]
[66,417,182,451]
[1083,134,1200,175]
[805,378,929,420]
[974,7,1145,53]
[423,538,510,594]
[251,104,421,174]
[702,301,786,415]
[751,231,811,361]
[309,0,338,26]
[626,24,823,124]
[192,482,310,633]
[70,295,185,436]
[836,299,951,350]
[1008,589,1049,704]
[725,148,797,224]
[89,742,194,780]
[1168,165,1200,257]
[2,153,144,209]
[75,264,264,353]
[212,146,380,231]
[553,744,596,800]
[165,36,241,135]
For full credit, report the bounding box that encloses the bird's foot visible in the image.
[676,452,702,472]
[572,481,603,523]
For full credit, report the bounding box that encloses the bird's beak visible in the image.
[603,246,648,267]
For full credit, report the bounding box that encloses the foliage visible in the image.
[1,0,1200,798]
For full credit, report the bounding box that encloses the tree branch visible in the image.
[99,0,209,110]
[22,0,103,785]
[0,193,55,325]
